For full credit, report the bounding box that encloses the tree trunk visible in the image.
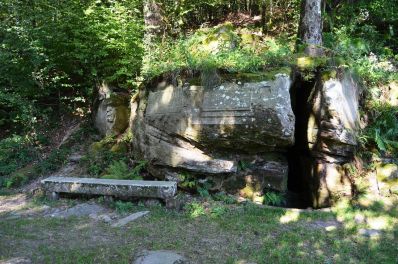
[143,0,164,48]
[298,0,324,56]
[142,0,164,74]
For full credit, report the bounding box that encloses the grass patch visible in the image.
[144,23,294,78]
[0,196,396,263]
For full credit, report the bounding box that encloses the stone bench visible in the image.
[41,176,177,200]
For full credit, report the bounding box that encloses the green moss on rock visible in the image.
[376,163,398,182]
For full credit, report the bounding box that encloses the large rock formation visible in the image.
[132,72,295,199]
[94,83,130,136]
[292,68,360,207]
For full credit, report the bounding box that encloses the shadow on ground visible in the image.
[0,191,397,264]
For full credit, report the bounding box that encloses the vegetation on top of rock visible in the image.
[143,23,294,78]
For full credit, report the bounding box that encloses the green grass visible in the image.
[0,195,397,264]
[144,23,294,78]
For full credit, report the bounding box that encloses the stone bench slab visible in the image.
[41,177,177,200]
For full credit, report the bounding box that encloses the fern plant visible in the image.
[361,105,398,156]
[101,160,146,180]
[264,191,285,206]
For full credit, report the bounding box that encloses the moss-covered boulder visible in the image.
[94,82,130,136]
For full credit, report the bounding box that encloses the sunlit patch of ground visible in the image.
[0,191,397,264]
[0,194,28,214]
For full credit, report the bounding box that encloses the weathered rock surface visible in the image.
[358,228,382,239]
[374,162,398,195]
[376,163,398,182]
[223,155,288,196]
[302,69,360,207]
[41,177,177,200]
[133,250,188,264]
[111,211,149,227]
[308,70,359,158]
[94,82,130,136]
[2,257,32,264]
[132,72,295,197]
[307,219,342,231]
[45,203,107,218]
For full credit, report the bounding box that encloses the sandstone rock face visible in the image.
[132,73,295,197]
[94,82,130,136]
[309,71,359,158]
[308,70,360,207]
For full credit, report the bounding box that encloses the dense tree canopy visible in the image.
[0,0,397,137]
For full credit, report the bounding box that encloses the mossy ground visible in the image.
[0,191,396,264]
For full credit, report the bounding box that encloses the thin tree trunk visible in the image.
[298,0,324,56]
[261,1,267,34]
[142,0,164,74]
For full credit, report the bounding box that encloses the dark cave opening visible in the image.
[285,75,316,209]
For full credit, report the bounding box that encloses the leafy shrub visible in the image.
[144,24,293,78]
[113,201,135,214]
[185,202,206,218]
[237,160,251,171]
[210,205,228,218]
[101,160,146,180]
[4,173,28,188]
[264,191,285,206]
[360,105,398,156]
[178,172,213,197]
[35,148,70,175]
[0,122,90,188]
[213,192,237,204]
[82,136,127,177]
[0,135,38,177]
[178,172,198,189]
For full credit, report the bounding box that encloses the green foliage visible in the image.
[101,160,146,180]
[197,185,210,198]
[82,135,128,177]
[144,24,293,78]
[3,173,28,189]
[237,160,250,171]
[264,191,285,206]
[360,105,398,156]
[213,192,237,204]
[209,205,228,218]
[156,0,300,37]
[0,122,91,188]
[185,200,229,218]
[323,0,398,91]
[36,148,71,175]
[0,0,143,133]
[178,172,212,197]
[113,201,135,214]
[0,135,38,177]
[0,92,37,131]
[178,172,198,189]
[185,201,206,218]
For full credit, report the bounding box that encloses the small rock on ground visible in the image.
[307,220,342,231]
[133,250,187,264]
[89,213,113,223]
[1,257,31,264]
[143,199,162,207]
[358,228,382,238]
[68,154,83,163]
[111,211,149,227]
[45,203,107,218]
